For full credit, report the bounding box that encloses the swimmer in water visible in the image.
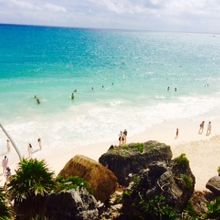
[71,92,74,100]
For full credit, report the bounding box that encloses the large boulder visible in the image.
[59,155,118,202]
[206,176,220,196]
[45,188,99,220]
[15,188,99,220]
[99,141,172,185]
[121,153,195,219]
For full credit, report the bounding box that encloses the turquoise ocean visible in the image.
[0,24,220,153]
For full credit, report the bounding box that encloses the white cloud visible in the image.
[44,3,66,13]
[0,0,220,33]
[9,0,39,10]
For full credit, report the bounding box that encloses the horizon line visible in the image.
[0,22,219,36]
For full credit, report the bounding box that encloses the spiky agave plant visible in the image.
[0,187,11,220]
[8,158,55,203]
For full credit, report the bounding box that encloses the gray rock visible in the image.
[206,176,220,196]
[15,188,99,220]
[45,188,99,220]
[99,141,172,186]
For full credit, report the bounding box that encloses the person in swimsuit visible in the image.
[198,121,205,134]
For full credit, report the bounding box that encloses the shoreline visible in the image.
[1,115,220,191]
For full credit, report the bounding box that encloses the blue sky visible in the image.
[0,0,220,33]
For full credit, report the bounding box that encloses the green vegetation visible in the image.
[175,153,189,168]
[206,197,220,219]
[31,215,48,220]
[182,202,199,220]
[217,166,220,176]
[180,174,193,190]
[0,187,11,220]
[8,158,55,202]
[123,143,144,153]
[138,195,178,220]
[55,176,90,192]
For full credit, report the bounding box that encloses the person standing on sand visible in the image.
[175,128,179,139]
[119,131,123,145]
[5,167,11,183]
[28,143,33,157]
[206,121,212,136]
[38,138,42,150]
[198,121,205,134]
[167,86,170,91]
[2,156,8,175]
[123,129,128,144]
[6,139,10,152]
[174,88,177,92]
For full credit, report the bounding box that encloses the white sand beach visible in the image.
[1,116,220,191]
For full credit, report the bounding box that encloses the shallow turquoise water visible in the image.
[0,24,220,149]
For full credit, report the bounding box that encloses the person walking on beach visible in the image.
[175,128,179,139]
[167,86,170,91]
[206,121,212,136]
[123,129,128,144]
[28,143,33,157]
[2,156,8,175]
[6,139,10,152]
[174,88,177,92]
[38,138,42,150]
[198,121,205,134]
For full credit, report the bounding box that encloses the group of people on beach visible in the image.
[199,121,212,136]
[119,129,127,145]
[175,121,212,140]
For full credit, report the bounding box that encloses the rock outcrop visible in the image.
[120,153,195,219]
[59,155,118,202]
[15,188,99,220]
[206,176,220,196]
[99,141,172,185]
[45,188,99,220]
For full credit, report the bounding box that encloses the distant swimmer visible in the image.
[112,82,114,86]
[198,121,205,134]
[175,128,179,139]
[71,92,74,100]
[206,121,212,136]
[36,98,41,104]
[102,85,104,89]
[91,87,94,91]
[74,89,77,93]
[174,88,177,92]
[167,86,170,91]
